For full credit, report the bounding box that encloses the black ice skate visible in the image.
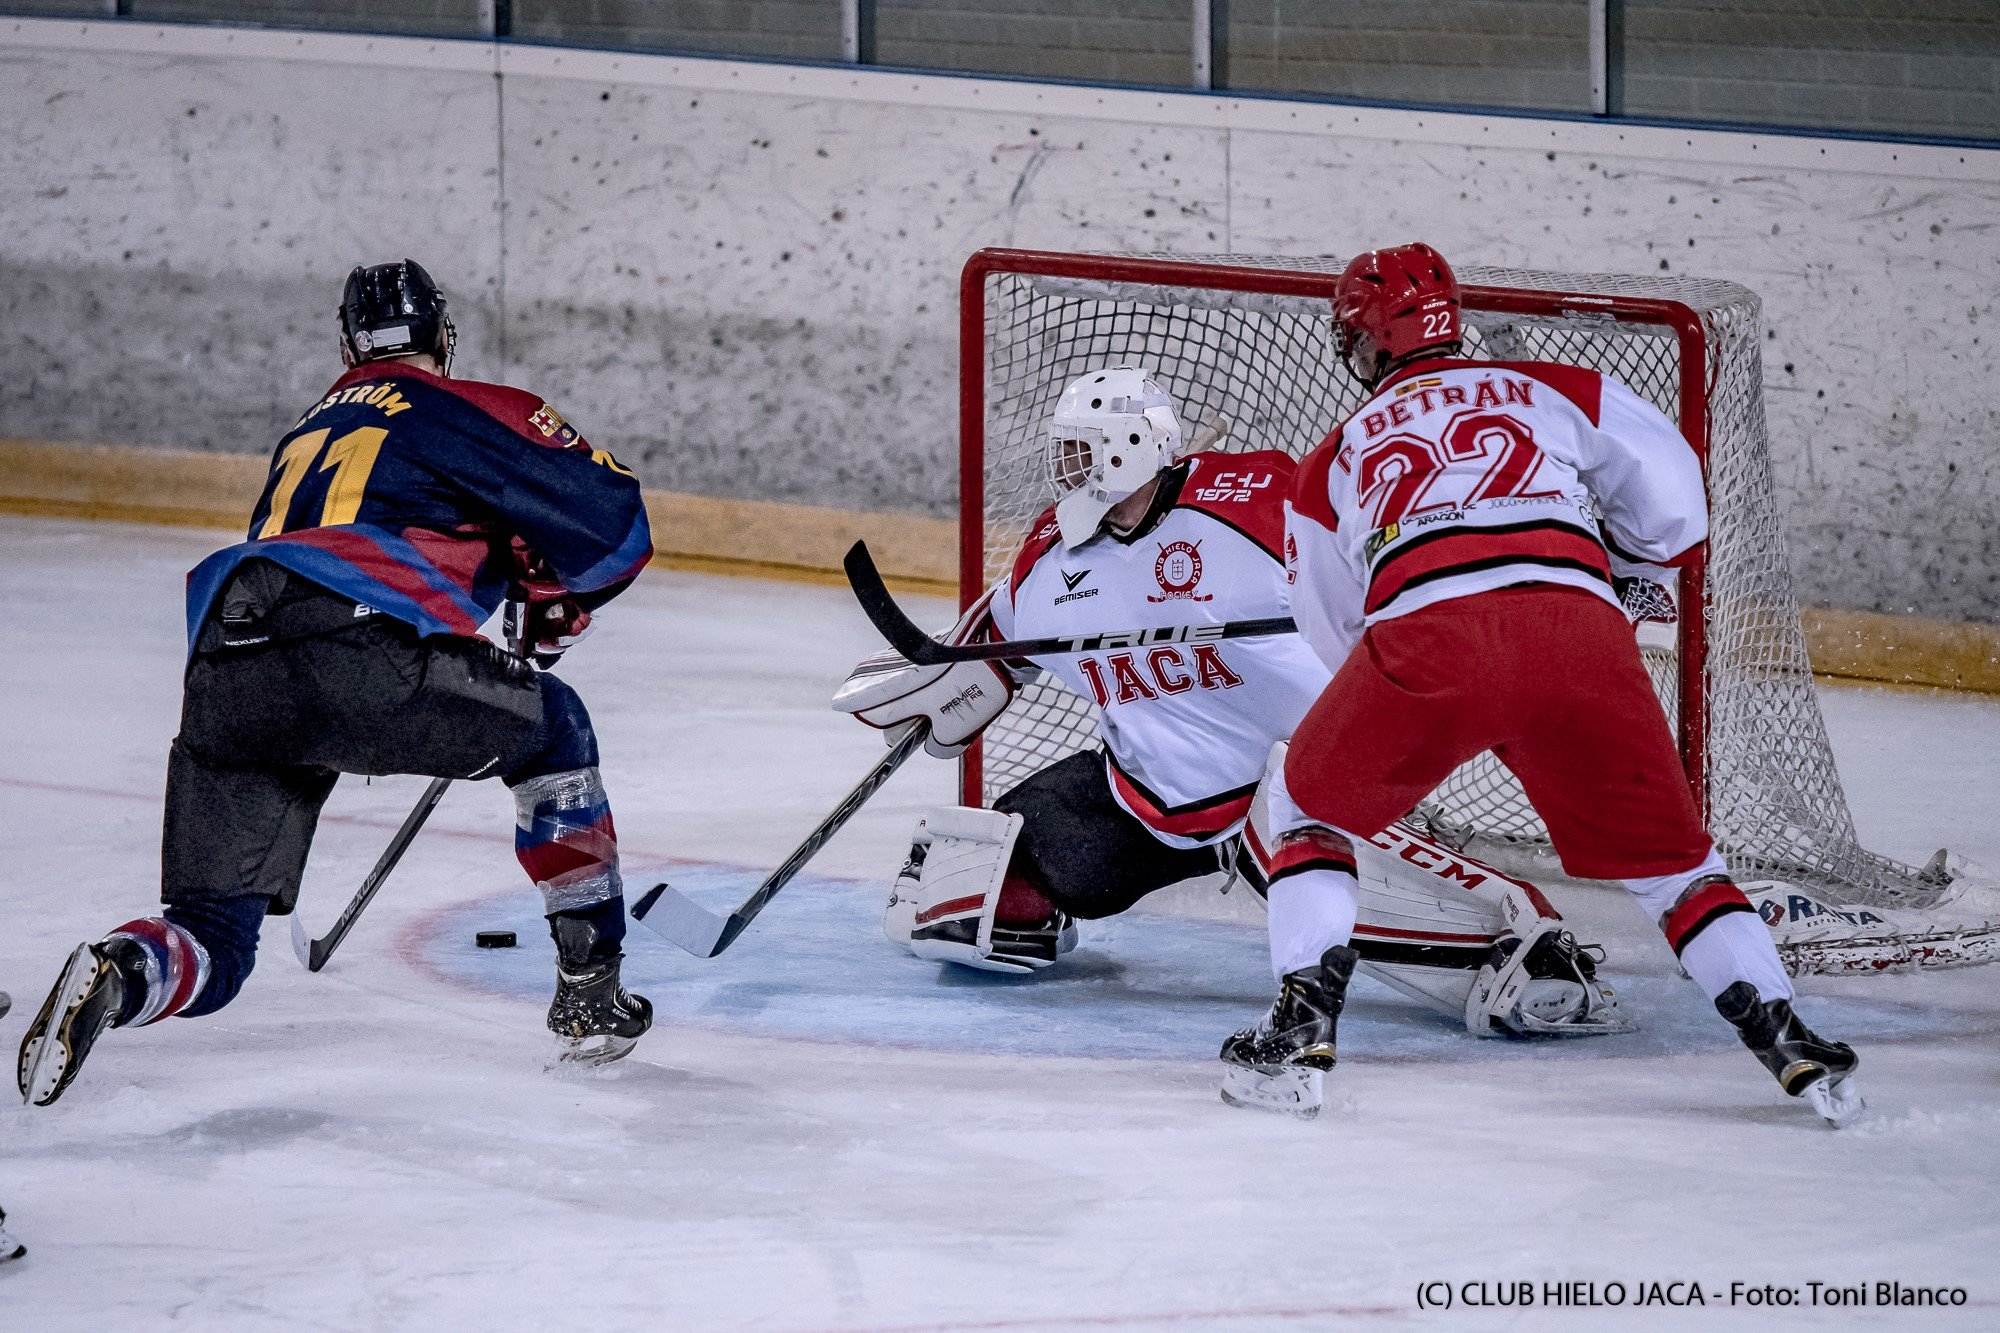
[16,940,139,1107]
[546,916,651,1067]
[1219,945,1359,1119]
[1715,982,1863,1126]
[0,1205,24,1264]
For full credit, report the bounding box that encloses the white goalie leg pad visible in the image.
[1346,824,1513,1021]
[1746,872,2000,976]
[884,807,1054,974]
[1352,823,1629,1035]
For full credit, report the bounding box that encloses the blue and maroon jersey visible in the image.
[185,363,652,648]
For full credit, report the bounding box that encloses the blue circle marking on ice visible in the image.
[420,861,1969,1063]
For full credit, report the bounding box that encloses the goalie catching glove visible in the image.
[833,651,1016,760]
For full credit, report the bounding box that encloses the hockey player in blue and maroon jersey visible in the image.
[19,260,656,1105]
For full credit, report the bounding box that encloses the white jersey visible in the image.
[987,451,1332,848]
[1285,358,1707,671]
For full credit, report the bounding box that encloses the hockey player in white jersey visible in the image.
[836,365,1625,1045]
[1224,242,1861,1122]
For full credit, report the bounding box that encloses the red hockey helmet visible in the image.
[1332,243,1462,386]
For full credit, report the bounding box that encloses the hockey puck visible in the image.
[475,930,517,949]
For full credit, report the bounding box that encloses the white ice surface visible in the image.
[1,515,1996,1330]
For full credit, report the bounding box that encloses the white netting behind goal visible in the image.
[964,251,1946,912]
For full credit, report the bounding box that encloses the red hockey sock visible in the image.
[105,917,212,1026]
[995,874,1058,926]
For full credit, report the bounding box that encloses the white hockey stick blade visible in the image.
[1219,1063,1324,1119]
[630,883,733,958]
[1804,1073,1866,1128]
[288,911,313,969]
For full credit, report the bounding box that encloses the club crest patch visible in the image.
[1148,540,1212,603]
[528,402,580,446]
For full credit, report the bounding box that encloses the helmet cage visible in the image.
[1044,366,1185,548]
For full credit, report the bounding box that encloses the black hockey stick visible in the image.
[289,775,453,972]
[841,540,1296,665]
[290,604,529,972]
[632,721,928,957]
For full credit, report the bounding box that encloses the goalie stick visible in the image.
[632,721,927,957]
[841,541,1297,665]
[290,604,528,972]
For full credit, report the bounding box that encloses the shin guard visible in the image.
[513,767,624,917]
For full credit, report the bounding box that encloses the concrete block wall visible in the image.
[6,1,105,14]
[512,1,843,61]
[17,3,1998,140]
[1228,0,1593,112]
[134,1,482,37]
[0,20,1995,623]
[1625,1,2000,139]
[875,1,1191,87]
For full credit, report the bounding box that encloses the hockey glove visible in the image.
[522,596,593,668]
[833,651,1015,760]
[507,538,595,667]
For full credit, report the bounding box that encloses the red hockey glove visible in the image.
[523,596,593,668]
[506,538,594,667]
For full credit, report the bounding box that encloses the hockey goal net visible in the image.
[957,246,1975,948]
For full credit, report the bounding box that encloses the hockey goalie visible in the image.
[834,365,1626,1041]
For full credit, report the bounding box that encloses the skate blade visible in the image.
[1219,1063,1324,1119]
[18,944,104,1107]
[1803,1073,1865,1127]
[550,1032,641,1070]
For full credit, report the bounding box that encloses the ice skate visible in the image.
[17,941,137,1107]
[546,915,651,1066]
[547,957,652,1067]
[1714,982,1863,1126]
[1467,927,1633,1037]
[0,1206,23,1264]
[1219,945,1359,1119]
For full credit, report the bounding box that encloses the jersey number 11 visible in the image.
[256,426,388,538]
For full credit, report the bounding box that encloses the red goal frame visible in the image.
[956,247,1712,820]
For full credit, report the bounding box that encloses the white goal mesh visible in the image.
[961,249,1946,912]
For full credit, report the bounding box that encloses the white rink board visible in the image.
[0,515,1997,1329]
[0,18,1996,621]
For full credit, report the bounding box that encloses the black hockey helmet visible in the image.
[338,259,456,373]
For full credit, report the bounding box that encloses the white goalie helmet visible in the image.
[1045,364,1186,548]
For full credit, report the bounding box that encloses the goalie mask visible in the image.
[1045,365,1186,549]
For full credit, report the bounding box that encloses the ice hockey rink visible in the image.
[0,513,1995,1329]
